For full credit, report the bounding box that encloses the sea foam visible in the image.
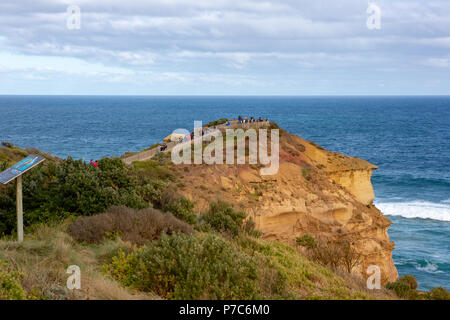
[375,201,450,222]
[415,260,443,274]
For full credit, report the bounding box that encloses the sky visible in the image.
[0,0,449,95]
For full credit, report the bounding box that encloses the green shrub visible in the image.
[160,190,196,225]
[386,280,411,298]
[103,249,142,288]
[1,142,14,148]
[105,233,261,299]
[137,179,168,204]
[243,218,262,238]
[201,201,246,237]
[269,122,286,133]
[152,152,171,166]
[206,118,228,127]
[386,280,418,299]
[0,261,27,300]
[0,155,176,234]
[385,275,421,299]
[0,160,8,171]
[296,234,316,248]
[429,287,450,300]
[133,158,174,180]
[399,275,418,290]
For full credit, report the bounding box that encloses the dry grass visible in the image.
[0,221,159,300]
[0,220,396,300]
[332,268,396,300]
[68,206,194,245]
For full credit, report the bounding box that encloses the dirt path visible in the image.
[122,119,269,165]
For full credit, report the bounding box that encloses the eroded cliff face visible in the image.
[172,129,398,283]
[327,169,376,205]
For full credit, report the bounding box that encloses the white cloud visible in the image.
[0,0,449,94]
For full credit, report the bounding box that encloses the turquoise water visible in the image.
[0,95,449,290]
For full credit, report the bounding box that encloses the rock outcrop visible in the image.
[171,125,398,284]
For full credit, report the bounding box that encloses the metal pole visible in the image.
[16,175,23,242]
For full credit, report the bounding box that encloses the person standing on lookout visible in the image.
[94,161,98,168]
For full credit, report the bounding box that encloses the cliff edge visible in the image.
[171,123,398,284]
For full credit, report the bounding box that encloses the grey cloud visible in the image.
[0,0,449,91]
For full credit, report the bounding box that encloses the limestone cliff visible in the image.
[171,126,398,283]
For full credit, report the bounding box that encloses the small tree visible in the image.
[308,239,362,273]
[338,241,363,273]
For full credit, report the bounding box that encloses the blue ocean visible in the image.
[0,95,449,290]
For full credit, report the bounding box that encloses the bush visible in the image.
[429,287,450,300]
[160,189,196,225]
[1,142,14,148]
[386,280,418,299]
[0,155,176,235]
[201,201,247,237]
[0,160,8,171]
[243,218,262,238]
[0,261,27,300]
[268,121,286,133]
[308,240,362,273]
[104,249,142,288]
[104,233,261,299]
[206,118,228,127]
[132,158,174,181]
[153,152,171,166]
[385,275,421,299]
[68,206,193,245]
[137,179,168,205]
[399,275,418,290]
[386,280,411,298]
[296,234,316,248]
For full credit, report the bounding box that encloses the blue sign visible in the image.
[0,155,45,184]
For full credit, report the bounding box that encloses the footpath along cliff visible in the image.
[169,121,398,283]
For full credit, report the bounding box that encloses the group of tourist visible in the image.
[237,116,268,124]
[157,143,168,152]
[153,116,270,155]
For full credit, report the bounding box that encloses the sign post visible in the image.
[0,155,45,242]
[16,175,23,242]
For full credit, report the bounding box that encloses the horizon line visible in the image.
[1,94,450,97]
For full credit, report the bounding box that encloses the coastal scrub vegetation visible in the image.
[199,201,247,237]
[0,145,448,300]
[205,118,228,127]
[67,206,194,245]
[0,148,189,235]
[102,231,390,300]
[385,275,450,300]
[296,234,316,249]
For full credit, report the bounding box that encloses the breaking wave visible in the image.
[375,201,450,222]
[415,260,444,274]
